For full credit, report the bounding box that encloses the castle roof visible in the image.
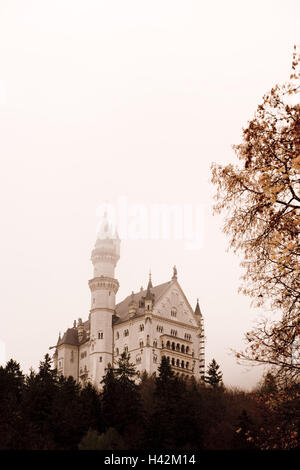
[114,281,171,324]
[56,321,89,347]
[57,281,172,346]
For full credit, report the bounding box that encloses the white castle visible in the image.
[53,213,205,387]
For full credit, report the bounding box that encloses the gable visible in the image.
[152,280,198,327]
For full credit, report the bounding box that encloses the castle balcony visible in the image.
[160,351,193,375]
[160,334,193,357]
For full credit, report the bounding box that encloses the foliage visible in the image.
[0,354,298,450]
[211,46,300,382]
[249,382,300,450]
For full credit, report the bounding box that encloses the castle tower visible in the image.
[88,213,120,387]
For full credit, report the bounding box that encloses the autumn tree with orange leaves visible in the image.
[211,46,300,384]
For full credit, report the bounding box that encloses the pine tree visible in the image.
[101,363,119,430]
[79,382,103,433]
[144,356,202,449]
[204,359,223,388]
[101,353,142,444]
[114,352,142,440]
[0,360,25,449]
[21,354,59,449]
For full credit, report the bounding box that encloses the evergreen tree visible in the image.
[205,359,223,388]
[156,356,175,390]
[0,360,25,449]
[21,354,59,449]
[49,375,84,449]
[101,353,142,446]
[144,356,202,449]
[79,382,103,433]
[114,352,142,440]
[101,363,119,430]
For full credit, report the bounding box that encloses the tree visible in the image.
[204,359,223,388]
[144,357,203,449]
[114,352,142,445]
[0,360,25,449]
[21,354,59,449]
[101,353,142,445]
[211,47,300,382]
[101,363,119,430]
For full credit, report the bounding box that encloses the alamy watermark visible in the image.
[96,197,205,250]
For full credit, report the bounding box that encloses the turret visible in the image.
[88,212,120,388]
[144,272,154,312]
[128,291,137,318]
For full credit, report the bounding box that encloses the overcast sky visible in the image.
[0,0,299,388]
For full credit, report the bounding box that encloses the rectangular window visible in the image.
[99,357,102,362]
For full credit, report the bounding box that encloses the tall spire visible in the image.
[145,271,153,300]
[194,298,201,316]
[172,265,177,280]
[148,270,153,289]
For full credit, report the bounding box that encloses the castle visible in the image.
[53,214,205,387]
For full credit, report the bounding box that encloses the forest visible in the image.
[0,353,299,450]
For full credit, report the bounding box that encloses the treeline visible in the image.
[0,353,299,450]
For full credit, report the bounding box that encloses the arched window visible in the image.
[181,360,184,368]
[181,345,185,353]
[176,359,180,367]
[153,340,157,348]
[176,343,180,351]
[98,331,103,339]
[139,324,144,331]
[186,346,189,354]
[172,342,175,350]
[166,341,170,349]
[139,340,144,348]
[124,345,128,353]
[171,358,175,366]
[186,361,189,369]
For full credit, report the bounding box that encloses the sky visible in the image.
[0,0,299,389]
